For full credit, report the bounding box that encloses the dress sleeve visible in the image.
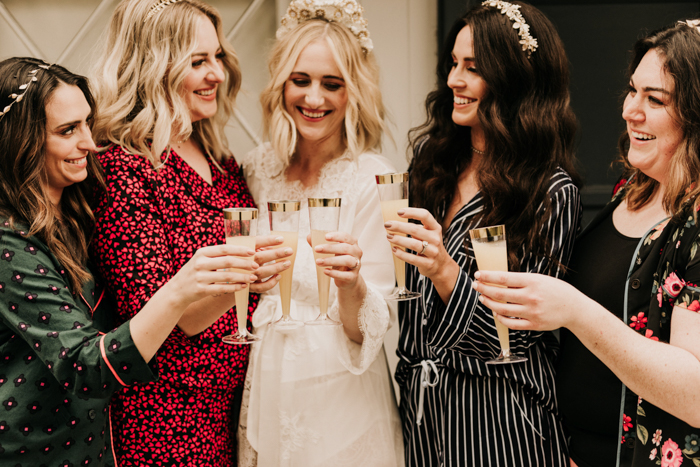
[427,177,581,357]
[91,150,196,349]
[331,155,396,374]
[0,229,156,398]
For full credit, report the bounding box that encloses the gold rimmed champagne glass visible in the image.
[269,200,303,331]
[376,173,421,301]
[468,225,527,364]
[306,197,343,326]
[222,208,260,345]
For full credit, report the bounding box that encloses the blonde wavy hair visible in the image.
[91,0,241,167]
[262,19,386,165]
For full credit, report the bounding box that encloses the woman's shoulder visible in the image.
[238,142,284,181]
[97,144,154,174]
[548,167,579,196]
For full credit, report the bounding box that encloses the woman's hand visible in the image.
[250,235,292,294]
[168,243,259,302]
[311,231,363,290]
[472,270,586,332]
[384,207,461,303]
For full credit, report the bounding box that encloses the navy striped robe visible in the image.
[396,168,581,467]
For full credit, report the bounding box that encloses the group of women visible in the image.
[0,0,699,466]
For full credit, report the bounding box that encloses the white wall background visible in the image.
[0,0,438,397]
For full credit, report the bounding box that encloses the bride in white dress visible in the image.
[237,1,404,466]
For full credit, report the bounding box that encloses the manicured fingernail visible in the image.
[397,209,405,215]
[284,248,293,255]
[247,249,255,255]
[276,236,284,242]
[316,259,323,265]
[249,275,258,281]
[284,261,291,267]
[471,281,478,290]
[325,233,333,240]
[384,222,391,228]
[392,247,397,252]
[474,271,481,279]
[386,233,394,239]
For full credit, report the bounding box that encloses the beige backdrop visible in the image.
[0,0,438,398]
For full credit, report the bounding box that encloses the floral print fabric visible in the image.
[605,186,700,466]
[0,219,156,466]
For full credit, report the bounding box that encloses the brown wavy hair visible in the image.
[617,21,700,218]
[0,57,104,294]
[409,1,580,271]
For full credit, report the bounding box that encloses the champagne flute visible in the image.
[269,200,304,331]
[222,208,260,345]
[468,225,527,364]
[376,172,421,301]
[306,197,343,326]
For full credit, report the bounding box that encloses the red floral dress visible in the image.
[90,145,258,466]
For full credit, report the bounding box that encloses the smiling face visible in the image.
[182,15,225,123]
[447,26,487,138]
[622,49,684,185]
[283,38,348,152]
[43,83,96,205]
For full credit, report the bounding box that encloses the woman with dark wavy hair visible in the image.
[0,57,256,466]
[385,1,581,465]
[476,19,700,467]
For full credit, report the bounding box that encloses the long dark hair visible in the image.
[409,1,579,271]
[618,21,700,218]
[0,57,104,293]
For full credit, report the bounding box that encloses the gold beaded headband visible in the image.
[277,0,373,54]
[0,64,51,122]
[144,0,182,23]
[482,0,538,57]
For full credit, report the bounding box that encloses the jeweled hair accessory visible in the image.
[277,0,373,54]
[144,0,183,23]
[0,64,50,121]
[482,0,538,57]
[678,19,700,34]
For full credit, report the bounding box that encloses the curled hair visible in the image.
[409,1,580,271]
[0,57,104,294]
[262,19,386,164]
[90,0,241,167]
[617,21,700,218]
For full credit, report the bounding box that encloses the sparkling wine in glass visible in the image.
[306,197,343,326]
[269,200,303,331]
[222,207,260,345]
[468,225,527,364]
[376,172,421,301]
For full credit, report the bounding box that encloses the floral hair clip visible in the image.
[277,0,373,54]
[482,0,538,57]
[144,0,182,23]
[678,19,700,34]
[0,64,50,121]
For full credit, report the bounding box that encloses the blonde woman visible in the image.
[238,1,403,465]
[89,0,288,465]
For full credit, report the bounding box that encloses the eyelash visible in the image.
[291,79,343,91]
[192,53,225,67]
[628,85,664,105]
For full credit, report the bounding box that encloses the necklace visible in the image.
[471,146,485,155]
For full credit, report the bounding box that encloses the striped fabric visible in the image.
[396,168,581,467]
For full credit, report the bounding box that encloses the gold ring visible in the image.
[351,258,361,270]
[419,240,428,256]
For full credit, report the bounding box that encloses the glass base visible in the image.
[305,313,342,326]
[386,287,421,302]
[486,349,528,365]
[274,316,305,333]
[222,332,261,345]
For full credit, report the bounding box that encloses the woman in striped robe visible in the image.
[384,2,581,465]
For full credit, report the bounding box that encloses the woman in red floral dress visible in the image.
[88,1,289,465]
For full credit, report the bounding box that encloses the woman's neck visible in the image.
[286,136,346,188]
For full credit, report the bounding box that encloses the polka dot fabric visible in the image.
[0,220,157,466]
[91,146,258,466]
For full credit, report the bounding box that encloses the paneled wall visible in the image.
[0,0,438,170]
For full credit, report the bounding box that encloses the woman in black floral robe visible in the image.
[475,21,700,467]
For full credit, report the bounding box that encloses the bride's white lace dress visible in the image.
[237,144,404,466]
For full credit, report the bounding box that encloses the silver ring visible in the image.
[350,258,361,270]
[419,240,428,256]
